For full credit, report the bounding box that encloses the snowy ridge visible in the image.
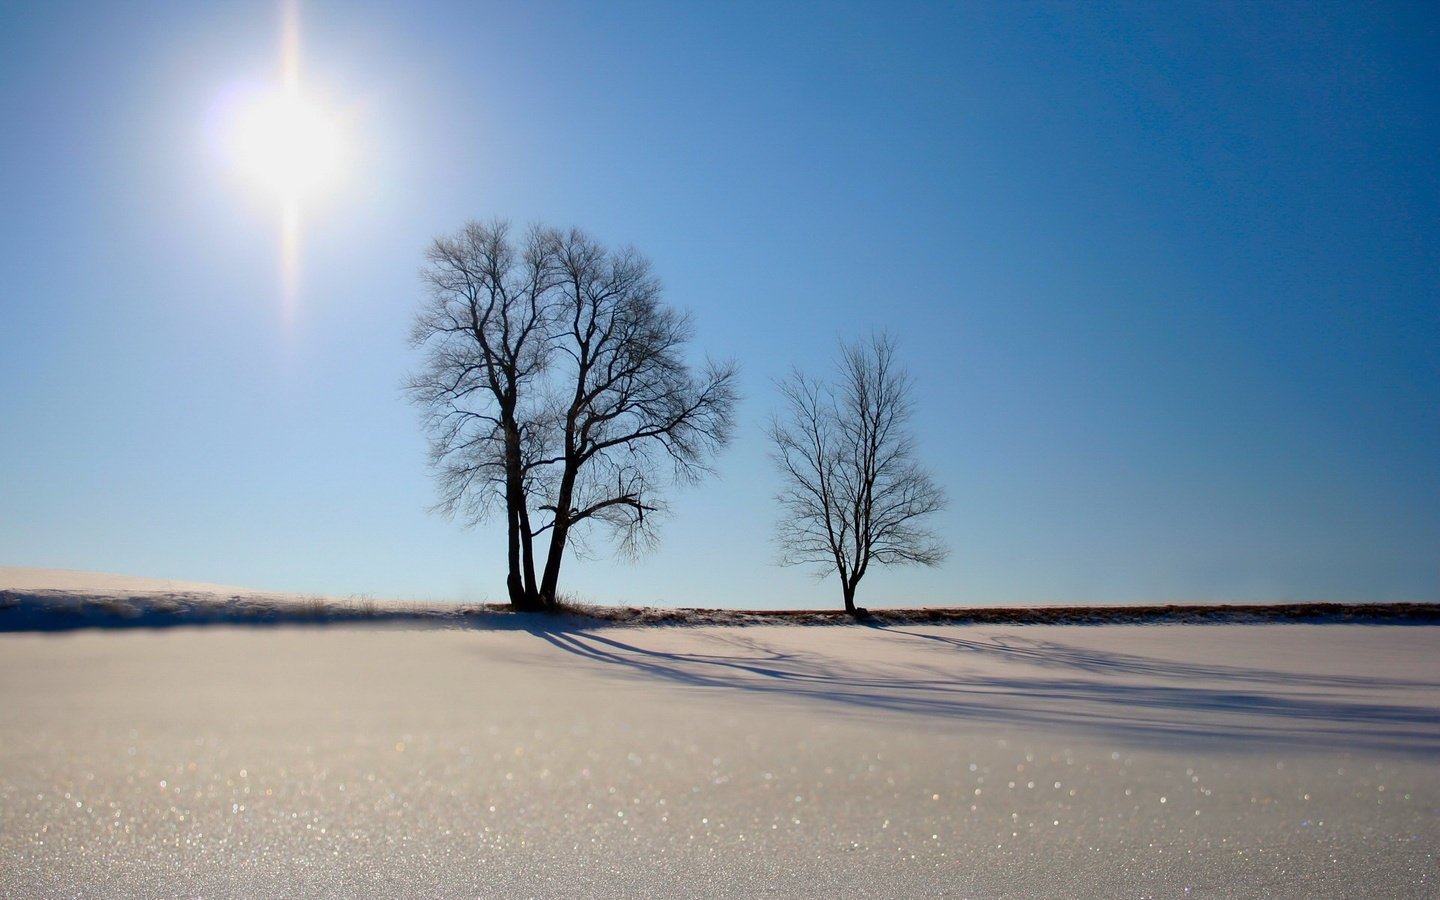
[0,588,1434,631]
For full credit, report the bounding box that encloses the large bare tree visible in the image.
[408,220,738,610]
[769,333,947,614]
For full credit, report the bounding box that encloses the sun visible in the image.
[218,76,348,322]
[211,0,352,322]
[230,86,345,204]
[219,0,348,208]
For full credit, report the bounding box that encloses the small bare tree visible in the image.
[770,333,947,614]
[409,220,738,610]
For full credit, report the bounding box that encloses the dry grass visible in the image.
[0,588,1435,632]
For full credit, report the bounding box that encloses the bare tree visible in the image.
[770,333,947,614]
[408,220,738,610]
[407,221,556,608]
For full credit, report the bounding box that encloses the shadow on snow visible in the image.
[524,624,1440,758]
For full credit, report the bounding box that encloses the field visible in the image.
[1,572,1436,896]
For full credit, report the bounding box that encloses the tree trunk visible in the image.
[537,471,574,606]
[505,505,524,607]
[842,582,856,614]
[503,415,545,610]
[538,521,568,608]
[537,458,579,608]
[518,507,539,605]
[536,399,587,608]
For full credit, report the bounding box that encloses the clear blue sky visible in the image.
[2,1,1436,606]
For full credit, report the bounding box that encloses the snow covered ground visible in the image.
[3,567,1434,629]
[1,585,1436,896]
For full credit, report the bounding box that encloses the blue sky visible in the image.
[2,1,1436,607]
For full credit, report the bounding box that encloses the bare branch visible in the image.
[407,219,738,608]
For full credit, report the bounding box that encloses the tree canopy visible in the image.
[408,220,738,609]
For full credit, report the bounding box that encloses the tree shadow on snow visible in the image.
[525,625,1440,757]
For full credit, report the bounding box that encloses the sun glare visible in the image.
[224,0,347,206]
[232,88,345,202]
[213,0,352,323]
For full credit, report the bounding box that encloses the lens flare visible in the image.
[219,0,347,325]
[232,88,344,201]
